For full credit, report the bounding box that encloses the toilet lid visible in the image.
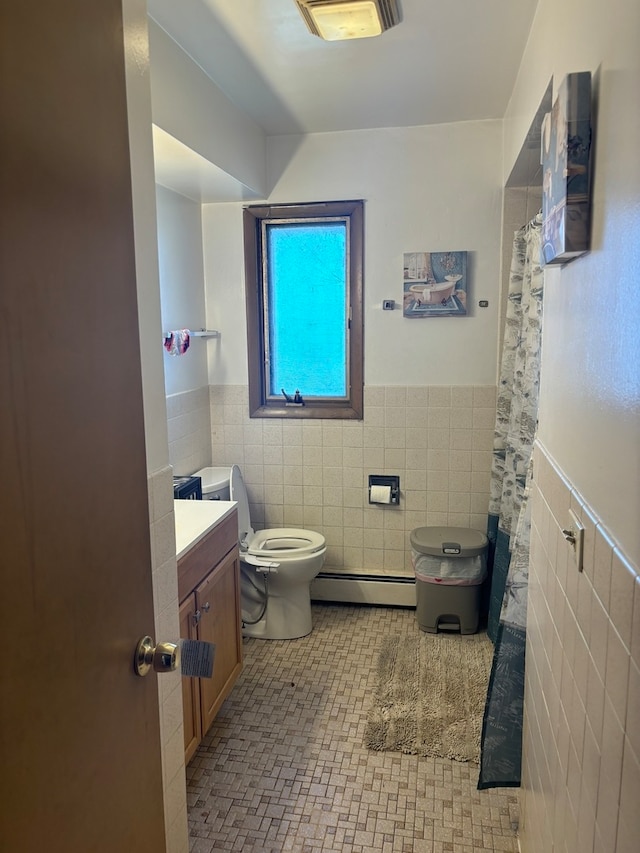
[229,464,253,546]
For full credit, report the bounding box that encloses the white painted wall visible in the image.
[124,2,169,472]
[156,186,209,396]
[203,120,504,388]
[201,203,247,387]
[148,20,267,198]
[504,0,640,563]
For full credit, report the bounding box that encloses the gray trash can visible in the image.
[411,526,488,635]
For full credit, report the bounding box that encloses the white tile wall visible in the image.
[206,384,496,574]
[166,387,212,477]
[521,443,639,853]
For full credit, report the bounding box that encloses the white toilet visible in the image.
[194,465,326,640]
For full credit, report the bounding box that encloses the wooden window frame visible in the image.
[243,200,364,419]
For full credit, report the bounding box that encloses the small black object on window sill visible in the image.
[281,388,305,406]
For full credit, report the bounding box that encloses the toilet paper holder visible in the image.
[368,474,400,505]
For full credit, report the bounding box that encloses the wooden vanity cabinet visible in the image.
[178,509,242,763]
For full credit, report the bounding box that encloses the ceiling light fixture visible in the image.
[294,0,401,41]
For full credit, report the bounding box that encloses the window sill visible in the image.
[249,403,363,420]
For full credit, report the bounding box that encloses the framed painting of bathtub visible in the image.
[541,71,592,265]
[402,251,468,317]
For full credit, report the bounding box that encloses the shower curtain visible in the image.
[478,213,543,789]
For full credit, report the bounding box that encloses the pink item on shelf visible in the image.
[164,329,191,356]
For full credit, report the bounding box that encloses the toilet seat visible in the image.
[246,527,326,560]
[230,465,326,558]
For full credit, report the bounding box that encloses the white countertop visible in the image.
[174,499,237,560]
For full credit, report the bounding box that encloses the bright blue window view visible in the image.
[265,221,347,399]
[243,199,363,419]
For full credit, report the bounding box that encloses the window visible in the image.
[243,200,363,419]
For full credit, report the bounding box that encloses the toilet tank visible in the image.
[193,467,231,501]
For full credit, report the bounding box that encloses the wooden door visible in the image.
[196,549,243,734]
[0,3,166,852]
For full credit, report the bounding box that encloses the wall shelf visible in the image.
[190,330,220,338]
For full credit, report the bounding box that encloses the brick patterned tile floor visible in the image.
[186,604,519,852]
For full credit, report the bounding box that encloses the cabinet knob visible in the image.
[201,601,211,613]
[134,636,180,677]
[192,610,202,626]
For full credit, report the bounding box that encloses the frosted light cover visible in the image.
[312,2,382,40]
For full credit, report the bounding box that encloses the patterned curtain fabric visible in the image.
[478,214,543,789]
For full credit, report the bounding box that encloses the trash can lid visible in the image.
[410,526,488,557]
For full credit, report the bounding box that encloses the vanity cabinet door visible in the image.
[179,594,202,765]
[195,548,242,735]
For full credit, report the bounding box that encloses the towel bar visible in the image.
[162,329,220,342]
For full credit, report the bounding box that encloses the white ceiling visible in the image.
[148,0,540,202]
[147,0,539,137]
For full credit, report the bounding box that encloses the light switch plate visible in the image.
[565,508,585,572]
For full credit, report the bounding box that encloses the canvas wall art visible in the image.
[541,71,592,265]
[403,251,468,317]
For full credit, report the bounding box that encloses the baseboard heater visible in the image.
[310,571,416,608]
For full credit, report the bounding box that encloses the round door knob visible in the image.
[134,636,181,677]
